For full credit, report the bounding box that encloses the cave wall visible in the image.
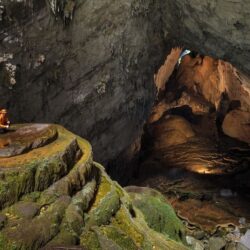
[161,0,250,75]
[1,0,250,181]
[0,0,165,180]
[169,54,250,144]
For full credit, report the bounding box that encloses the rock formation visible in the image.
[0,124,187,249]
[139,51,250,176]
[1,0,250,180]
[0,0,163,181]
[222,110,250,144]
[161,54,250,144]
[132,50,250,250]
[161,0,250,75]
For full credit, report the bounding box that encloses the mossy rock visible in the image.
[87,175,120,227]
[99,225,138,249]
[80,229,101,250]
[125,186,186,243]
[0,124,188,250]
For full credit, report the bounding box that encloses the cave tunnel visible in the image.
[1,1,250,249]
[129,47,250,243]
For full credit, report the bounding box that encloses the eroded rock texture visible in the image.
[161,0,250,75]
[0,1,163,179]
[132,53,250,237]
[0,124,187,250]
[1,0,250,180]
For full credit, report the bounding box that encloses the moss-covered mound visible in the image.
[125,186,186,243]
[0,124,188,250]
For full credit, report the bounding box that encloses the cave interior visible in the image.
[1,1,250,249]
[131,47,250,243]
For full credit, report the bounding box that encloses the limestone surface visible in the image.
[0,124,57,157]
[0,124,188,250]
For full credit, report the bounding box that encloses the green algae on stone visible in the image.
[99,225,138,250]
[0,135,81,209]
[21,191,41,203]
[111,205,147,248]
[0,165,36,209]
[0,196,71,250]
[87,189,120,227]
[80,229,101,250]
[86,175,120,228]
[0,124,189,249]
[126,186,186,243]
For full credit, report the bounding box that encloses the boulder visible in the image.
[222,110,250,144]
[153,115,195,148]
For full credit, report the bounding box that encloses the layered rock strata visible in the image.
[0,124,187,250]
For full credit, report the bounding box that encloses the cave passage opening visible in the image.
[130,47,250,240]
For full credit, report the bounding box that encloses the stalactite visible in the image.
[46,0,76,25]
[154,47,182,94]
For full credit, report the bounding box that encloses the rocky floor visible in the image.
[132,107,250,250]
[0,124,188,250]
[134,170,250,250]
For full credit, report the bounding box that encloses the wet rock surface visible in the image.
[0,124,188,249]
[0,124,57,157]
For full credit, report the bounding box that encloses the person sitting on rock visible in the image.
[0,109,10,131]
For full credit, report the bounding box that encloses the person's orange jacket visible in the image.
[0,109,10,129]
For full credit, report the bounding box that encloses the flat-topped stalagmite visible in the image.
[0,124,58,158]
[0,124,188,250]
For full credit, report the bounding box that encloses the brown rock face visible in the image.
[0,124,58,157]
[164,54,250,143]
[153,115,195,148]
[223,110,250,144]
[143,50,250,176]
[174,56,250,111]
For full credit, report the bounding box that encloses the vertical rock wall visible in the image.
[1,0,250,180]
[0,1,166,179]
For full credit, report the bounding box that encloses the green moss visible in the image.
[87,189,120,227]
[99,225,138,250]
[80,230,101,250]
[0,165,36,209]
[0,125,189,249]
[0,196,71,250]
[21,192,41,202]
[128,188,185,243]
[34,156,66,191]
[0,152,72,209]
[112,206,145,248]
[0,232,18,250]
[90,176,111,210]
[114,182,125,198]
[46,229,78,247]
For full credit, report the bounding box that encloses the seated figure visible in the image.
[0,109,10,130]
